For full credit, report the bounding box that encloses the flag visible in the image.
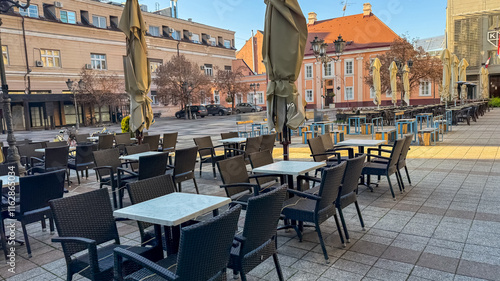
[497,41,500,58]
[485,57,490,68]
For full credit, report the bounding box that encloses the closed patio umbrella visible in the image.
[440,49,451,104]
[371,58,382,108]
[451,54,460,101]
[119,0,153,133]
[389,61,398,106]
[481,66,489,99]
[263,0,308,160]
[458,58,469,100]
[403,64,410,106]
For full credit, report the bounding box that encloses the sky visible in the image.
[139,0,447,50]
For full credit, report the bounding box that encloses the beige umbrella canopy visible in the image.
[403,64,410,106]
[451,54,460,100]
[440,49,451,103]
[119,0,153,132]
[263,0,308,133]
[389,61,398,106]
[458,58,469,100]
[371,58,382,107]
[481,67,490,99]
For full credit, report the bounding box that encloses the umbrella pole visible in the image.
[281,124,291,161]
[135,129,143,145]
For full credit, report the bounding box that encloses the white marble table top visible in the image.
[220,137,247,144]
[35,147,75,153]
[0,175,19,187]
[119,151,165,161]
[87,136,99,141]
[336,139,386,147]
[252,161,326,176]
[113,193,231,226]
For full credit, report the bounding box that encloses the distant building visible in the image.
[0,0,235,130]
[415,36,446,57]
[446,0,500,97]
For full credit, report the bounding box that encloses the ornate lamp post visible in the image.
[66,79,82,129]
[0,0,31,172]
[393,57,413,107]
[250,83,260,105]
[311,35,346,109]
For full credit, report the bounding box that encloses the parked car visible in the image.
[235,103,262,114]
[174,105,208,118]
[206,104,231,116]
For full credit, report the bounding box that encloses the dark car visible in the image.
[174,105,208,119]
[206,104,231,116]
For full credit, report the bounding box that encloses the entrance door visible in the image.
[30,105,43,128]
[324,89,334,107]
[490,75,500,98]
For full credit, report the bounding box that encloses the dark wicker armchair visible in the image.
[248,150,278,187]
[193,136,226,179]
[228,185,287,281]
[260,133,277,154]
[143,135,161,151]
[225,136,262,164]
[125,144,150,172]
[114,205,242,281]
[67,144,95,185]
[50,188,161,281]
[280,162,347,262]
[167,146,199,194]
[98,134,114,150]
[160,132,178,164]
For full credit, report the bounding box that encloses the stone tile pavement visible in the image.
[0,110,500,280]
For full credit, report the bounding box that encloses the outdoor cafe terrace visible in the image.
[0,102,498,281]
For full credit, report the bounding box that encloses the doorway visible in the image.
[30,104,44,128]
[490,75,500,98]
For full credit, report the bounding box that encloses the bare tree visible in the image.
[213,66,249,114]
[154,55,210,119]
[78,67,123,125]
[364,35,442,102]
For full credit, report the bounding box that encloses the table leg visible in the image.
[153,224,165,258]
[212,209,219,217]
[164,225,181,256]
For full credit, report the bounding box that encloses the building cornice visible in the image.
[303,47,390,60]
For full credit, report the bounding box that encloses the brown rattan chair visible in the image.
[142,135,161,151]
[160,132,178,164]
[124,144,150,171]
[225,136,262,164]
[221,132,239,139]
[167,146,199,194]
[98,134,114,150]
[193,136,226,179]
[248,150,278,187]
[260,133,277,154]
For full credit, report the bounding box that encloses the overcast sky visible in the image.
[139,0,447,49]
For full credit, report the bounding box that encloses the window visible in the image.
[419,81,432,96]
[148,25,159,37]
[305,64,313,79]
[323,62,333,77]
[224,39,231,48]
[191,33,200,43]
[64,104,76,124]
[90,53,106,70]
[2,46,8,65]
[149,60,162,73]
[386,90,392,97]
[204,64,213,76]
[224,65,232,72]
[60,10,76,24]
[247,93,255,104]
[236,94,243,104]
[345,87,354,100]
[172,30,181,40]
[214,90,220,104]
[257,92,264,104]
[92,15,106,28]
[19,3,38,18]
[40,49,61,67]
[209,37,217,46]
[150,91,159,105]
[345,59,353,75]
[305,89,313,102]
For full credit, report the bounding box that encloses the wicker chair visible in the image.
[193,136,226,179]
[221,132,239,139]
[225,136,262,164]
[143,135,161,151]
[50,188,162,281]
[280,162,347,262]
[45,142,68,148]
[167,147,199,194]
[228,186,287,281]
[373,134,413,187]
[126,175,176,247]
[260,133,277,154]
[361,137,405,199]
[2,169,66,257]
[217,155,283,207]
[248,150,278,187]
[75,134,90,144]
[67,144,95,185]
[114,205,242,281]
[307,137,348,172]
[115,133,134,154]
[125,144,150,172]
[98,134,114,150]
[160,132,178,164]
[335,154,367,242]
[30,146,69,184]
[17,143,44,170]
[93,148,135,209]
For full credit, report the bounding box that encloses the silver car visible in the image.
[235,103,262,114]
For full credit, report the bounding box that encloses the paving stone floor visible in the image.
[1,110,500,280]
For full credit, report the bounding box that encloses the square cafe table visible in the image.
[119,151,165,161]
[114,192,231,256]
[336,139,386,154]
[219,137,247,144]
[252,161,326,189]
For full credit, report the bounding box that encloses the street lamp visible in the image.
[393,57,413,107]
[311,35,346,109]
[250,83,260,105]
[66,78,82,129]
[0,0,31,172]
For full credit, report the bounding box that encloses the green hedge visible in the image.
[489,97,500,107]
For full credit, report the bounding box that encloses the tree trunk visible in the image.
[98,106,103,125]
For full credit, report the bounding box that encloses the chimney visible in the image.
[363,3,372,17]
[308,12,317,25]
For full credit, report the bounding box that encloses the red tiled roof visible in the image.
[304,13,398,55]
